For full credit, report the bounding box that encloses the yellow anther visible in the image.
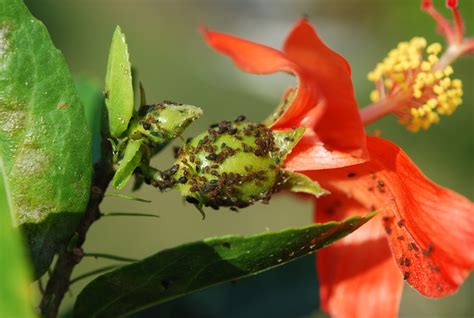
[444,66,454,76]
[367,37,463,133]
[427,42,442,55]
[434,70,444,79]
[424,74,435,85]
[370,90,380,102]
[428,54,439,64]
[421,61,432,72]
[427,99,438,107]
[440,78,451,89]
[413,88,423,99]
[410,108,419,118]
[433,85,444,95]
[452,79,462,88]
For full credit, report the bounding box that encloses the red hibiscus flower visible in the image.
[202,4,474,318]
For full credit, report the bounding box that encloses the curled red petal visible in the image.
[202,23,368,170]
[308,136,474,297]
[315,193,403,318]
[282,19,368,163]
[202,26,321,130]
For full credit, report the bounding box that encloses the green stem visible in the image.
[69,265,118,285]
[101,212,159,218]
[83,253,137,262]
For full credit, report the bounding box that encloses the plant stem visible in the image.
[69,265,118,286]
[83,252,137,262]
[101,211,159,218]
[39,139,114,318]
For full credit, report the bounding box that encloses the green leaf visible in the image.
[281,172,328,197]
[75,78,104,163]
[112,139,142,189]
[0,0,92,277]
[105,26,134,137]
[0,159,36,318]
[74,214,375,317]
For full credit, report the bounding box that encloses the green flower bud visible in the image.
[171,119,313,214]
[111,101,202,189]
[132,101,203,148]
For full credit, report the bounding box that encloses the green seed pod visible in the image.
[171,118,318,215]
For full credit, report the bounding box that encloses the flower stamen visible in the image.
[366,37,463,132]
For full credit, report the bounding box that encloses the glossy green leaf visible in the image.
[75,78,104,163]
[105,26,134,137]
[74,213,375,317]
[0,0,92,277]
[281,172,328,197]
[0,160,36,318]
[112,139,142,189]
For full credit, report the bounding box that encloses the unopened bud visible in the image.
[133,101,203,148]
[172,119,313,215]
[111,101,202,189]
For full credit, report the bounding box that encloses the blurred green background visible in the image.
[25,0,473,317]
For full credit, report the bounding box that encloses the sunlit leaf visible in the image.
[0,0,92,277]
[74,213,374,317]
[0,159,36,317]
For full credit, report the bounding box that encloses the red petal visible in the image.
[202,23,368,170]
[202,26,321,128]
[284,130,368,171]
[308,136,474,297]
[282,19,368,162]
[315,192,403,318]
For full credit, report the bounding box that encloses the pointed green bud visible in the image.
[133,102,203,146]
[171,119,310,213]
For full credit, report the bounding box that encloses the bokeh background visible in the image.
[25,0,473,317]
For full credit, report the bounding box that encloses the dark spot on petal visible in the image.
[423,245,433,257]
[397,235,405,241]
[397,219,405,227]
[430,264,440,272]
[404,258,411,267]
[347,172,356,178]
[403,271,410,280]
[377,180,386,192]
